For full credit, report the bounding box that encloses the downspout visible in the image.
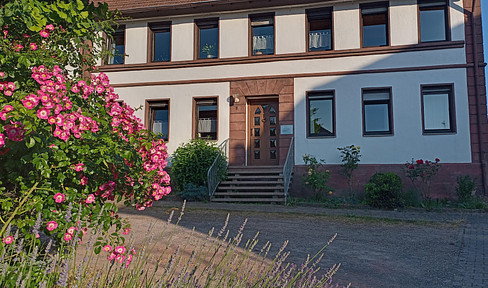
[470,0,488,194]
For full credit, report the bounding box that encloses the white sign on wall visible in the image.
[280,125,293,135]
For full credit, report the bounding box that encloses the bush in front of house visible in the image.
[365,172,404,209]
[171,138,227,192]
[456,175,477,203]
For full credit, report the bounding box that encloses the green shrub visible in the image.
[301,155,332,200]
[365,172,403,209]
[171,138,227,192]
[456,175,477,203]
[178,183,209,201]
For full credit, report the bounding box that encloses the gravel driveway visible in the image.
[118,201,471,288]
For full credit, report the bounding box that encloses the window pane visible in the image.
[252,25,274,55]
[109,29,125,64]
[199,25,218,59]
[153,30,171,62]
[365,103,389,132]
[254,117,260,126]
[270,127,276,136]
[309,97,333,136]
[362,7,388,47]
[149,102,169,141]
[270,150,276,159]
[308,9,332,51]
[420,8,446,42]
[424,92,450,130]
[196,99,217,140]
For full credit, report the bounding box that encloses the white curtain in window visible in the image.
[198,118,217,133]
[253,35,273,51]
[424,94,450,130]
[153,121,168,135]
[309,31,330,49]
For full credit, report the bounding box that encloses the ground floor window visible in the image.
[362,88,392,135]
[194,97,218,140]
[307,91,335,137]
[421,84,455,133]
[147,100,169,141]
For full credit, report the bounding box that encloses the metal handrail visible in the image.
[207,138,229,198]
[282,137,294,204]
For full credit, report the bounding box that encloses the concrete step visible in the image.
[210,197,285,203]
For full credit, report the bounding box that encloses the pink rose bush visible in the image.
[0,5,171,260]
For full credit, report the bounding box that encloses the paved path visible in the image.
[122,200,488,287]
[454,213,488,288]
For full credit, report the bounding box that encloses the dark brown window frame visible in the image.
[145,99,171,142]
[106,25,126,65]
[306,7,333,52]
[148,22,172,63]
[417,0,450,43]
[361,87,393,136]
[192,96,219,141]
[306,90,336,138]
[420,83,456,134]
[249,13,276,56]
[195,18,220,60]
[360,2,390,48]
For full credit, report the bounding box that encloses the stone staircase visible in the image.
[211,166,289,203]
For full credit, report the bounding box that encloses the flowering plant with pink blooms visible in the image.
[403,158,441,198]
[0,0,170,257]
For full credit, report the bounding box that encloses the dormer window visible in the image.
[107,26,125,65]
[196,19,219,59]
[150,22,171,62]
[250,15,274,55]
[361,3,389,47]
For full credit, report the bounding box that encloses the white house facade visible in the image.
[100,0,488,198]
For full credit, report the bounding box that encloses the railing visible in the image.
[207,138,229,198]
[282,137,294,204]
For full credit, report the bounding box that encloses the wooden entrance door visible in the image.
[248,100,279,166]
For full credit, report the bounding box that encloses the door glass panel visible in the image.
[254,117,260,126]
[270,150,276,159]
[269,116,276,125]
[254,139,260,148]
[254,150,260,159]
[262,104,269,111]
[254,128,260,136]
[270,127,276,136]
[270,139,276,148]
[255,107,261,114]
[269,106,276,114]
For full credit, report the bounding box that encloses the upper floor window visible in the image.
[307,8,333,52]
[107,26,125,65]
[196,19,219,59]
[421,85,455,133]
[307,91,335,137]
[150,22,171,62]
[362,88,393,135]
[250,15,274,55]
[419,0,449,42]
[361,3,389,47]
[194,98,218,140]
[147,100,169,141]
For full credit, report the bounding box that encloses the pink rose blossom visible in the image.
[123,228,130,235]
[40,29,49,38]
[53,193,65,203]
[37,108,50,119]
[14,44,23,52]
[29,43,37,50]
[73,163,84,172]
[0,72,5,77]
[0,134,5,148]
[64,233,72,242]
[2,236,14,245]
[115,246,126,255]
[46,221,58,231]
[80,176,88,186]
[67,226,76,235]
[45,24,54,31]
[85,194,95,204]
[103,245,112,252]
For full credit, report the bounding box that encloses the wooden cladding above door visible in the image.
[229,78,294,166]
